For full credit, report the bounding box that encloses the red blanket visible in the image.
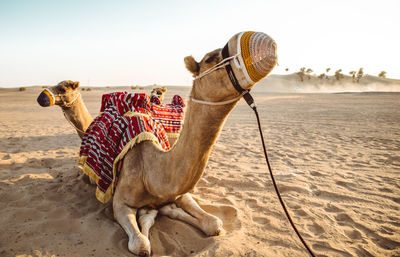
[79,92,185,203]
[150,95,185,138]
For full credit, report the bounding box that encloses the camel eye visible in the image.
[204,52,221,64]
[205,56,216,64]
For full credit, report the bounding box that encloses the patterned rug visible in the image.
[79,92,185,203]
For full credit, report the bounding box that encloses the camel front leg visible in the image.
[113,200,151,256]
[160,193,224,236]
[138,208,158,237]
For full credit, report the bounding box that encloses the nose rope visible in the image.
[220,40,316,257]
[243,95,316,257]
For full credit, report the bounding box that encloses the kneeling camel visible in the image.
[37,31,277,256]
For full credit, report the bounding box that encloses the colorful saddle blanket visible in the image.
[150,95,185,138]
[79,92,185,203]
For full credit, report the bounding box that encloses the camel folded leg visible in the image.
[113,200,151,256]
[160,193,224,236]
[138,208,158,237]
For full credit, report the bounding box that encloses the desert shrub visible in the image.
[349,71,356,82]
[334,69,344,80]
[356,68,364,82]
[19,87,27,91]
[296,67,306,82]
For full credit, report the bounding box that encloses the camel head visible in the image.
[37,80,81,108]
[186,31,277,102]
[150,87,167,102]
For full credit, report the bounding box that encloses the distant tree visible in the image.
[285,68,289,72]
[378,71,387,78]
[334,69,344,80]
[297,67,306,82]
[356,68,364,82]
[349,71,356,82]
[325,68,331,79]
[318,73,326,79]
[306,68,313,79]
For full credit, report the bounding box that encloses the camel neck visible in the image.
[61,98,93,139]
[161,95,238,196]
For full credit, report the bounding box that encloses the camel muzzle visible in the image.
[195,31,277,91]
[37,89,55,107]
[222,31,277,89]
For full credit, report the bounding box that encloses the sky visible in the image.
[0,0,399,87]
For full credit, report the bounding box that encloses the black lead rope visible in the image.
[221,42,315,257]
[244,92,316,257]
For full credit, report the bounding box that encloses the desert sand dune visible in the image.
[0,86,399,256]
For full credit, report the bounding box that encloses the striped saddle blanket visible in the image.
[79,92,185,203]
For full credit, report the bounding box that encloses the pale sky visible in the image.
[0,0,399,87]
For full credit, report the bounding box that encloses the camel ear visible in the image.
[63,80,80,90]
[72,81,80,89]
[184,56,199,76]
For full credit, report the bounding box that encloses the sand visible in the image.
[0,86,399,257]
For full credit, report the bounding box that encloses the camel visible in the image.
[37,81,93,139]
[150,86,167,102]
[37,83,181,146]
[37,31,277,256]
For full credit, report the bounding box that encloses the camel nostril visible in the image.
[37,92,52,107]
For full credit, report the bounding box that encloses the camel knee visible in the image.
[159,204,180,219]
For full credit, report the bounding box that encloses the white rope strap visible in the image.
[194,54,240,80]
[190,95,241,106]
[61,92,81,108]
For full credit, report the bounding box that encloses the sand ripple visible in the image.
[0,88,399,256]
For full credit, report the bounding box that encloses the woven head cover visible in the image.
[225,31,278,88]
[37,89,55,107]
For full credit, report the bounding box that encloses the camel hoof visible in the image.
[137,251,149,257]
[202,216,224,236]
[215,227,225,236]
[128,234,151,257]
